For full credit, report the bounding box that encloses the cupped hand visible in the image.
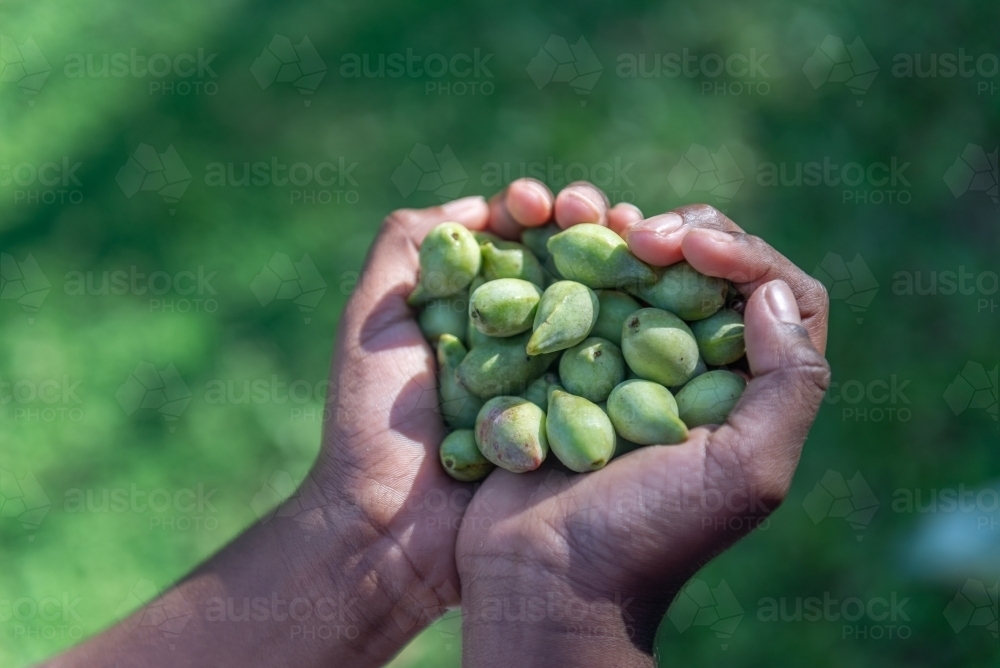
[455,201,831,666]
[311,179,636,641]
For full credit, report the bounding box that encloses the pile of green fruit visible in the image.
[410,221,748,482]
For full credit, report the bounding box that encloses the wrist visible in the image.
[276,471,453,665]
[459,557,664,667]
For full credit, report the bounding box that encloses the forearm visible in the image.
[45,488,438,668]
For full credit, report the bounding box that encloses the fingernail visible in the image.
[442,195,486,218]
[693,228,733,244]
[615,202,643,223]
[765,280,801,325]
[564,188,603,220]
[518,180,551,207]
[630,213,682,237]
[508,181,551,224]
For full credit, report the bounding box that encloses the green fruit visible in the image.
[526,281,599,355]
[631,261,726,321]
[521,223,560,261]
[522,373,559,410]
[690,309,746,365]
[596,401,643,458]
[669,356,707,394]
[542,255,564,284]
[469,278,542,337]
[559,337,626,403]
[675,370,747,427]
[607,380,688,445]
[621,308,699,387]
[437,335,484,429]
[475,396,548,473]
[547,223,655,290]
[409,222,481,303]
[466,277,491,347]
[546,390,616,472]
[456,331,556,399]
[473,231,503,245]
[439,430,494,481]
[419,297,468,344]
[480,239,546,287]
[592,290,641,345]
[612,433,643,459]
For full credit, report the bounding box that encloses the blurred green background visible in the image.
[1,0,997,665]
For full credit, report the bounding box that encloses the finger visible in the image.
[681,228,829,354]
[340,196,490,346]
[553,182,609,229]
[607,202,643,237]
[702,280,830,511]
[487,178,554,239]
[625,204,743,267]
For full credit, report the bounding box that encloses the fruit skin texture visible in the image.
[607,380,689,445]
[631,261,726,321]
[559,337,626,403]
[527,281,599,356]
[546,390,616,472]
[439,429,494,482]
[592,290,641,345]
[480,239,546,287]
[547,223,655,290]
[456,331,556,399]
[521,223,560,261]
[419,297,468,344]
[669,356,707,394]
[475,396,548,473]
[469,278,542,337]
[465,276,492,348]
[675,370,747,427]
[621,308,699,388]
[690,308,746,365]
[437,334,484,429]
[409,222,481,304]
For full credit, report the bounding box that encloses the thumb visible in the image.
[704,279,831,508]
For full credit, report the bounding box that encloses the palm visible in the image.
[313,209,486,612]
[458,429,741,596]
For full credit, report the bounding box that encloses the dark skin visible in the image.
[46,180,828,667]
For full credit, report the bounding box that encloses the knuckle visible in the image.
[384,208,423,230]
[807,276,831,314]
[676,203,726,228]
